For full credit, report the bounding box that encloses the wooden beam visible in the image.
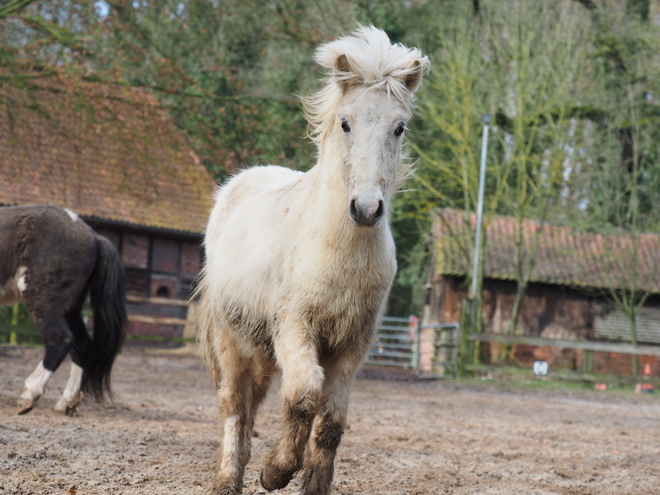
[467,333,660,357]
[128,314,188,326]
[465,363,660,386]
[126,295,189,306]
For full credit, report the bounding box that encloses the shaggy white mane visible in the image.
[303,25,430,146]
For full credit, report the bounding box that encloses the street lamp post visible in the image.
[459,114,490,377]
[469,114,491,300]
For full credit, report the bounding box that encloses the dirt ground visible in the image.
[1,345,659,495]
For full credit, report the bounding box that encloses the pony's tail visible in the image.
[83,235,128,402]
[193,268,221,386]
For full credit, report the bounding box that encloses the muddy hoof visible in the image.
[17,398,35,415]
[65,405,79,416]
[260,466,295,491]
[54,392,82,414]
[211,483,238,495]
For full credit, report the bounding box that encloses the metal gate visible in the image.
[366,316,461,377]
[366,316,420,369]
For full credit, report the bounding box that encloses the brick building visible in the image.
[0,69,216,338]
[424,208,660,377]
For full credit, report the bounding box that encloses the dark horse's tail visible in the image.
[82,235,128,402]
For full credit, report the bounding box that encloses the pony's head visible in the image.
[304,26,429,228]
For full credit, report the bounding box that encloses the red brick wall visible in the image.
[180,242,201,279]
[594,353,660,377]
[96,229,121,250]
[122,234,149,268]
[425,275,660,377]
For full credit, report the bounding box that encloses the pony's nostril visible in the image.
[349,199,358,220]
[350,198,384,226]
[374,200,384,220]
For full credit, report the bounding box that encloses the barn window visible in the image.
[152,238,180,274]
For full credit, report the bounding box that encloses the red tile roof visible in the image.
[0,70,216,234]
[434,208,660,293]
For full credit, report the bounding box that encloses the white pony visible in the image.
[196,26,428,495]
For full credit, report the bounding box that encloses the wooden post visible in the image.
[582,350,594,373]
[9,304,19,345]
[410,315,421,374]
[182,301,198,341]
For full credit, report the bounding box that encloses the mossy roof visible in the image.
[434,208,660,293]
[0,70,215,234]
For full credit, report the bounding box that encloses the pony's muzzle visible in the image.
[349,197,384,227]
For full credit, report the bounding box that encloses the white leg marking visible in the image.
[17,266,28,292]
[0,266,27,305]
[221,415,242,468]
[64,208,80,222]
[54,362,83,413]
[17,361,52,413]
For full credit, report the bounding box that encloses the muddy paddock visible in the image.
[1,345,659,495]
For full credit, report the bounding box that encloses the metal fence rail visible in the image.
[366,316,420,369]
[365,318,462,377]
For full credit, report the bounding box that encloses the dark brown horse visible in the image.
[0,204,127,414]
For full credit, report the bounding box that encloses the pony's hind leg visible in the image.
[301,353,363,495]
[212,330,271,495]
[54,310,91,414]
[260,320,325,491]
[17,312,73,414]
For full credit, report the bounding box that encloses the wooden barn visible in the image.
[0,69,216,339]
[423,208,660,377]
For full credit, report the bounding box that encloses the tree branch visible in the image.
[18,13,85,52]
[0,0,37,19]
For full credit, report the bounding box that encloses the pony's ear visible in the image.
[333,54,360,90]
[403,59,425,93]
[335,54,352,74]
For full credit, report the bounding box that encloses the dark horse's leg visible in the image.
[17,308,74,414]
[53,308,91,414]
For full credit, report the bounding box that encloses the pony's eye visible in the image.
[341,119,351,133]
[394,123,406,137]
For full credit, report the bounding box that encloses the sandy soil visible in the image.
[1,345,659,495]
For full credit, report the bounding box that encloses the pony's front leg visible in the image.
[261,322,324,491]
[301,353,361,495]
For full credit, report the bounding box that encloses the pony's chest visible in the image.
[289,239,395,297]
[290,247,395,344]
